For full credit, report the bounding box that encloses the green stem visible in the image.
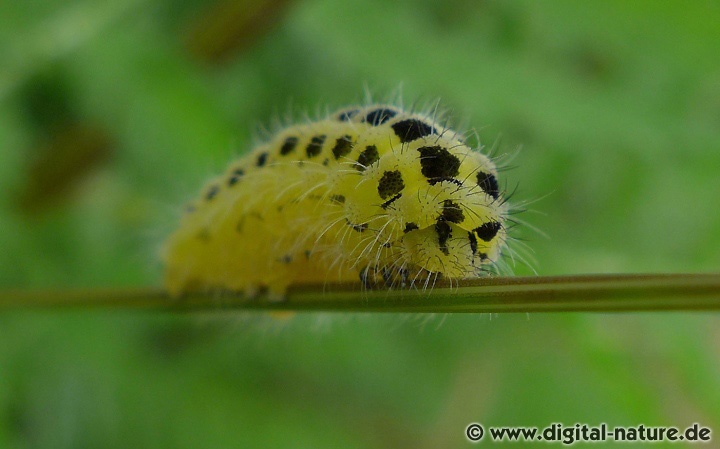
[2,273,720,313]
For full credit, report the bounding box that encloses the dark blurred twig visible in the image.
[184,0,293,64]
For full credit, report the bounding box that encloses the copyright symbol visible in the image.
[466,423,484,442]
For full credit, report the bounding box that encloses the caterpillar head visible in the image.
[328,105,508,284]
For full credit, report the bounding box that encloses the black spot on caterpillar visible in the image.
[357,145,380,170]
[305,135,326,158]
[377,170,405,199]
[474,221,502,242]
[417,146,461,184]
[332,135,354,160]
[391,118,435,143]
[279,136,298,156]
[227,168,244,186]
[477,171,499,199]
[365,108,397,125]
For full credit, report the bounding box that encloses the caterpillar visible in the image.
[162,103,510,298]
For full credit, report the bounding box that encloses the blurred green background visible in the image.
[1,0,720,447]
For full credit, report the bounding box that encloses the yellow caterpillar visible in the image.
[163,104,509,297]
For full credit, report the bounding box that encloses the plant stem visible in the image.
[1,273,719,313]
